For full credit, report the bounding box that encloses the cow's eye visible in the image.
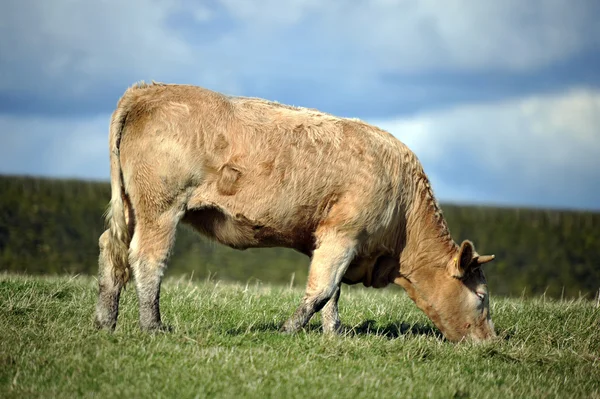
[476,292,485,301]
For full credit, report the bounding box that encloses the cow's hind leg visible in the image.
[281,233,356,333]
[130,210,181,332]
[321,283,342,334]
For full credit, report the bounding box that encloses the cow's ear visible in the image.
[449,240,475,278]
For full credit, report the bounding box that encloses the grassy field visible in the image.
[1,274,599,398]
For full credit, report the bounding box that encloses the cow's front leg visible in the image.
[281,232,356,333]
[321,283,342,334]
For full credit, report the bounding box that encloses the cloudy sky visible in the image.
[1,0,599,210]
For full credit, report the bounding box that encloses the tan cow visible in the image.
[94,82,496,342]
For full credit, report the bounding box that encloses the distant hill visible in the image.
[1,174,599,298]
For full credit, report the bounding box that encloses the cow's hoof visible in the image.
[280,322,300,334]
[94,314,117,331]
[322,322,342,335]
[140,322,173,333]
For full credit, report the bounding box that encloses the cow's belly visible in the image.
[342,255,399,288]
[182,205,315,256]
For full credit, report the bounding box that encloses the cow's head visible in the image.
[395,240,496,342]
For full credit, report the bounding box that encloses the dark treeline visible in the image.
[1,175,599,299]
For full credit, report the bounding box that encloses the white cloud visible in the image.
[216,0,600,73]
[370,88,600,209]
[0,0,220,93]
[219,0,322,26]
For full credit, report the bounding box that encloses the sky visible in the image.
[1,0,599,210]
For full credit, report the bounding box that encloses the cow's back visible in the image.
[118,83,414,254]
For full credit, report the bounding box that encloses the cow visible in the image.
[94,81,497,342]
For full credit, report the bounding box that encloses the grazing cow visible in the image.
[95,82,496,342]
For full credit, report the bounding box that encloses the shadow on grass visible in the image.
[225,319,443,340]
[344,319,443,339]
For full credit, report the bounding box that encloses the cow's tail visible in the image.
[102,93,134,287]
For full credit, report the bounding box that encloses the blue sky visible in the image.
[1,0,599,210]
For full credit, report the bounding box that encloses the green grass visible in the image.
[1,274,599,398]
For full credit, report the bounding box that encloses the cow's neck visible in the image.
[399,181,457,277]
